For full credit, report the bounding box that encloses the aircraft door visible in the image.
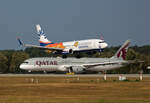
[92,41,97,49]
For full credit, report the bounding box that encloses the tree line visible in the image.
[0,45,150,74]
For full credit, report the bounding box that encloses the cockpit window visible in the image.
[99,41,104,43]
[23,62,29,64]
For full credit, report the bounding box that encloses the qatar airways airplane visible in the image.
[18,24,108,57]
[20,40,132,73]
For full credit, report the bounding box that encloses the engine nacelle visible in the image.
[70,66,85,73]
[45,50,52,53]
[63,49,73,54]
[58,65,85,73]
[58,66,68,72]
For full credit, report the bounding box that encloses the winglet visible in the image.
[100,34,104,40]
[17,37,24,46]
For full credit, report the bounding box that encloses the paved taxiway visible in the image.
[0,74,150,77]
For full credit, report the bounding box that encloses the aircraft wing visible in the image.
[83,61,126,68]
[24,44,63,51]
[17,38,63,51]
[83,60,143,68]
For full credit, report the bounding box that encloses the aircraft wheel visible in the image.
[62,55,67,58]
[76,54,81,58]
[92,51,97,54]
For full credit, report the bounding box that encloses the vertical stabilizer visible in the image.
[111,40,130,60]
[36,24,44,35]
[36,24,52,46]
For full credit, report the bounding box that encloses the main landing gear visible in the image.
[66,67,75,75]
[62,54,81,59]
[62,55,67,58]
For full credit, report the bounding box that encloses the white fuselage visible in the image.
[62,39,108,52]
[20,57,127,73]
[37,24,108,54]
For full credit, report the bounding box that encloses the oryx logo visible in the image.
[117,42,130,60]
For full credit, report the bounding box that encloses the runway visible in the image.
[0,74,150,77]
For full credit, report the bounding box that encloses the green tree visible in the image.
[1,50,16,73]
[0,52,8,73]
[126,49,141,73]
[9,52,29,73]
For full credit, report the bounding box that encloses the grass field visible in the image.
[0,76,150,103]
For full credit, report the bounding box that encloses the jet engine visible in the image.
[58,66,68,72]
[68,66,85,73]
[58,65,85,73]
[63,48,74,54]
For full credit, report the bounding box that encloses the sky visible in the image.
[0,0,150,50]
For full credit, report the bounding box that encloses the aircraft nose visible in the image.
[20,64,28,70]
[100,43,108,49]
[104,43,108,48]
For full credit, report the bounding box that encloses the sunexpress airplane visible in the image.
[18,24,108,58]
